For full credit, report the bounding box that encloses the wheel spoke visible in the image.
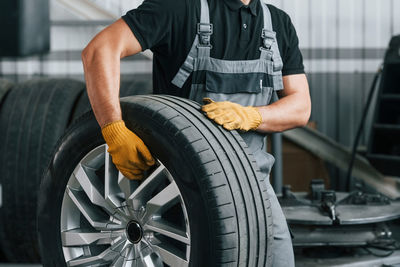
[61,229,113,246]
[144,219,190,245]
[67,236,125,266]
[105,148,124,208]
[128,164,167,209]
[141,252,164,267]
[119,240,133,258]
[74,164,113,212]
[67,247,118,266]
[75,163,127,222]
[124,245,138,262]
[66,186,116,230]
[118,172,140,201]
[123,256,136,267]
[110,256,124,267]
[152,243,188,267]
[142,182,181,224]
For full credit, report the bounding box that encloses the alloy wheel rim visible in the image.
[60,145,191,266]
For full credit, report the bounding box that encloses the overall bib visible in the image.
[172,0,295,266]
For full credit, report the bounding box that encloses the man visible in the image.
[82,0,311,266]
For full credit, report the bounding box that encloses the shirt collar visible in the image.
[224,0,259,16]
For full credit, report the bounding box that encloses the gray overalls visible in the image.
[172,0,295,266]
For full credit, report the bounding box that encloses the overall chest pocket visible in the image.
[202,70,274,107]
[205,71,265,94]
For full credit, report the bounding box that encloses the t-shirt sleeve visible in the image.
[281,16,305,76]
[122,0,182,52]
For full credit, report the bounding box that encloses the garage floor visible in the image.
[0,265,41,267]
[2,251,400,266]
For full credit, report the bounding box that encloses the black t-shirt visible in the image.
[122,0,304,97]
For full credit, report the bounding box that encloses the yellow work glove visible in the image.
[101,120,155,180]
[202,98,262,131]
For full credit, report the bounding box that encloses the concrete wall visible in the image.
[1,0,399,149]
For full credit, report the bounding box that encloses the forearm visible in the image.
[80,19,152,180]
[82,48,122,127]
[256,91,311,133]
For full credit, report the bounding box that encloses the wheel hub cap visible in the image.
[126,220,143,243]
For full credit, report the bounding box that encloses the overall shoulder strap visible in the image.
[260,2,284,90]
[260,3,275,50]
[172,0,212,88]
[261,2,273,31]
[200,0,210,23]
[260,3,276,54]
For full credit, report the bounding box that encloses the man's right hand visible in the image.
[101,120,155,180]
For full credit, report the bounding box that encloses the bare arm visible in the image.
[82,19,142,127]
[256,74,311,133]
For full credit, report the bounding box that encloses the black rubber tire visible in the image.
[0,251,5,263]
[37,95,273,267]
[0,78,85,263]
[70,80,153,122]
[0,79,14,108]
[120,80,153,96]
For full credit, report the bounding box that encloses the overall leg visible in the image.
[265,177,295,267]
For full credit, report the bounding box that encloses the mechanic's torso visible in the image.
[151,0,293,97]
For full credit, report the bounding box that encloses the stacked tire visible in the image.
[0,79,13,106]
[0,78,152,263]
[0,79,14,263]
[0,79,85,262]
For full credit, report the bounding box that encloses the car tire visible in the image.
[70,80,153,123]
[0,79,85,262]
[37,95,273,267]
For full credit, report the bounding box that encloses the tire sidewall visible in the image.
[38,107,213,266]
[37,113,103,266]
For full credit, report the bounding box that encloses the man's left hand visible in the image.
[202,98,262,131]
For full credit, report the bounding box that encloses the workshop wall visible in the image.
[0,0,150,83]
[270,0,400,148]
[0,0,399,148]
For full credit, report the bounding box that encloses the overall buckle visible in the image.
[261,29,276,50]
[197,23,213,47]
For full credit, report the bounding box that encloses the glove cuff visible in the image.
[248,107,262,130]
[101,120,130,145]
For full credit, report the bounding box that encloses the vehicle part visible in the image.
[290,223,393,247]
[283,127,400,199]
[38,95,273,266]
[281,180,400,266]
[293,221,400,267]
[295,251,400,267]
[0,79,85,262]
[280,181,400,226]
